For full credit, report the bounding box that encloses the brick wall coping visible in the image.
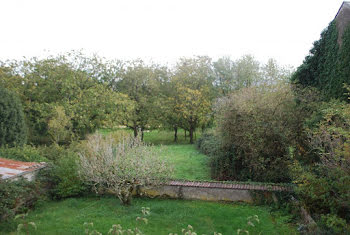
[167,180,293,192]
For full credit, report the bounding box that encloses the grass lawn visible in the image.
[2,197,297,235]
[153,144,210,181]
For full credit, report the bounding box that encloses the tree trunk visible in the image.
[189,128,194,144]
[141,128,144,141]
[133,126,138,137]
[174,126,178,142]
[184,130,187,140]
[118,185,134,206]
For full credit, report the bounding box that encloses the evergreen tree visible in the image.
[0,86,27,147]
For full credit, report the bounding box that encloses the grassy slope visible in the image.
[3,197,296,235]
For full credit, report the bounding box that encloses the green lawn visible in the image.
[153,144,210,181]
[2,197,296,235]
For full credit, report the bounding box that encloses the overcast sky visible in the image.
[0,0,345,67]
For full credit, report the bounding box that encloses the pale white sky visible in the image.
[0,0,345,67]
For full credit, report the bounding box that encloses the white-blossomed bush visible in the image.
[79,134,172,205]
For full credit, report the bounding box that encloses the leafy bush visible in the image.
[0,143,86,199]
[47,152,87,199]
[320,214,349,234]
[0,178,45,222]
[37,143,68,162]
[0,86,27,147]
[196,132,235,180]
[196,131,220,156]
[0,145,48,162]
[214,84,306,182]
[292,100,350,233]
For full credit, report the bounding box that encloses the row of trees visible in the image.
[0,52,292,145]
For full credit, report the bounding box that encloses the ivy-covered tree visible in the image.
[292,21,350,101]
[0,86,27,147]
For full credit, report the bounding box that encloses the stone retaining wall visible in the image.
[138,180,292,203]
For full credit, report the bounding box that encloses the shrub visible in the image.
[320,214,349,234]
[0,145,48,162]
[196,131,236,180]
[292,100,350,233]
[37,144,68,162]
[215,83,305,182]
[48,152,87,199]
[0,143,86,199]
[0,178,45,222]
[0,86,27,147]
[196,131,221,156]
[79,134,172,205]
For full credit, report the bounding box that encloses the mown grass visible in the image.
[2,197,297,235]
[154,144,210,181]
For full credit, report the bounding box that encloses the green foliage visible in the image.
[48,151,87,199]
[0,178,44,222]
[196,131,222,157]
[0,144,86,199]
[114,60,167,139]
[0,52,131,145]
[0,145,48,162]
[292,100,350,233]
[215,84,305,182]
[320,214,349,234]
[47,105,72,144]
[0,86,27,147]
[292,21,350,101]
[213,55,292,96]
[196,132,234,180]
[171,57,215,144]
